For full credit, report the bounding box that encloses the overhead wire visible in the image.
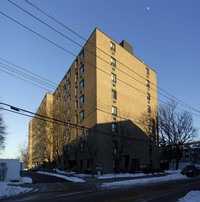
[23,0,200,114]
[0,68,53,93]
[0,62,56,89]
[0,102,155,142]
[0,57,57,86]
[1,11,200,118]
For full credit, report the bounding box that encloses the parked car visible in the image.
[32,165,42,172]
[181,165,199,177]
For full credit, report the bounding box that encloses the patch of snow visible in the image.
[0,177,33,200]
[178,191,200,202]
[97,173,149,179]
[165,170,181,174]
[37,171,85,183]
[74,173,92,178]
[101,173,187,188]
[54,168,75,175]
[8,177,33,185]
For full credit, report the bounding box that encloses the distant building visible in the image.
[181,141,200,164]
[28,28,159,173]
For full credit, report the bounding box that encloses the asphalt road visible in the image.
[41,176,200,202]
[5,172,200,202]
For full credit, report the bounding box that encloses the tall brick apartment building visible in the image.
[28,28,159,173]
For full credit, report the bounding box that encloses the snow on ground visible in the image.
[37,171,85,183]
[97,173,151,179]
[101,172,187,188]
[178,191,200,202]
[75,170,177,179]
[0,177,33,200]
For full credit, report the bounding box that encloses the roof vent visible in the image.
[119,40,133,55]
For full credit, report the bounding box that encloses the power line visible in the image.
[0,62,56,89]
[23,0,200,114]
[1,11,200,118]
[0,11,77,57]
[0,57,57,86]
[6,1,176,108]
[0,102,154,142]
[0,68,53,93]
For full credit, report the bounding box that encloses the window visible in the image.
[80,79,84,91]
[68,95,70,103]
[146,80,150,88]
[80,126,84,135]
[75,72,78,82]
[64,76,66,84]
[147,105,151,113]
[75,86,78,96]
[68,121,70,127]
[68,133,71,141]
[64,88,66,96]
[75,59,78,68]
[68,108,70,116]
[111,73,116,83]
[112,140,117,154]
[75,100,78,109]
[68,82,71,91]
[80,64,84,76]
[148,132,152,140]
[147,93,150,101]
[110,41,116,51]
[75,129,78,138]
[80,110,84,121]
[64,99,66,106]
[87,159,93,169]
[112,89,117,100]
[64,111,66,119]
[68,70,71,79]
[147,119,151,127]
[111,57,116,67]
[112,123,117,133]
[80,94,84,105]
[80,50,84,61]
[146,67,149,76]
[75,115,78,124]
[80,143,84,152]
[112,106,117,116]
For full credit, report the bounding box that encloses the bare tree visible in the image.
[137,109,158,143]
[106,115,133,173]
[0,108,6,153]
[17,142,29,168]
[158,101,198,169]
[82,129,100,176]
[62,127,100,175]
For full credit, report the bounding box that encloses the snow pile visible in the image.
[101,173,187,188]
[54,168,75,175]
[37,171,85,183]
[0,177,33,200]
[8,177,33,185]
[178,191,200,202]
[97,173,149,179]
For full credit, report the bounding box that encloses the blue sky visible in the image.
[0,0,200,158]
